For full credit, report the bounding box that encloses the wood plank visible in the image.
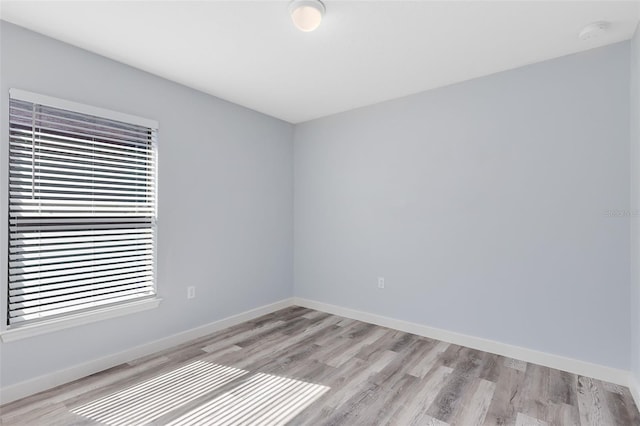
[426,347,489,422]
[408,341,450,379]
[576,376,616,425]
[451,378,496,425]
[548,368,577,406]
[392,366,454,425]
[604,387,640,426]
[519,363,550,422]
[482,358,527,426]
[515,412,549,426]
[547,402,580,426]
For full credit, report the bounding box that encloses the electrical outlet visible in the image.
[187,286,196,299]
[378,277,385,289]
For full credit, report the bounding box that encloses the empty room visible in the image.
[1,0,640,425]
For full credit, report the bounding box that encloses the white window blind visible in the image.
[8,90,158,327]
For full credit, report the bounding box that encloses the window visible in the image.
[7,89,158,329]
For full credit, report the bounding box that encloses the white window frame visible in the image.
[0,89,161,342]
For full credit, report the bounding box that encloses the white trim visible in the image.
[292,297,630,386]
[9,88,159,129]
[0,298,162,342]
[0,297,294,404]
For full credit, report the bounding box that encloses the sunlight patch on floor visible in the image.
[71,361,247,426]
[167,373,330,426]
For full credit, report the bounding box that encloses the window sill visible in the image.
[0,297,162,342]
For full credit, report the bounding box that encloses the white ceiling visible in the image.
[1,1,639,123]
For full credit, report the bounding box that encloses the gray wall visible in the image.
[294,42,631,369]
[631,23,640,383]
[0,22,294,388]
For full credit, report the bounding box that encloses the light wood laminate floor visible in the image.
[1,306,638,425]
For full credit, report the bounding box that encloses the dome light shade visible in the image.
[289,0,325,32]
[578,21,610,41]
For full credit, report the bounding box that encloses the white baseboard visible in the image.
[0,297,294,405]
[292,297,631,387]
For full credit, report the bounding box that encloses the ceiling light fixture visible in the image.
[289,0,325,32]
[578,21,610,41]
